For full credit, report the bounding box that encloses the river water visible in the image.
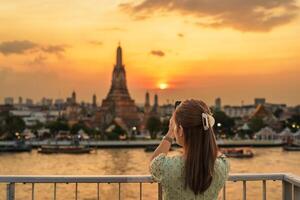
[0,147,299,200]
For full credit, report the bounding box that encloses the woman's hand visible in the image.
[149,115,175,162]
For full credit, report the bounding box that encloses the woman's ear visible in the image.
[179,125,184,137]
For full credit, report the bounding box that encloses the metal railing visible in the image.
[1,173,300,200]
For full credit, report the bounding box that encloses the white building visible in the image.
[41,98,53,106]
[54,99,65,107]
[278,128,294,143]
[25,98,34,106]
[254,127,278,140]
[10,110,60,126]
[223,105,256,118]
[4,97,14,105]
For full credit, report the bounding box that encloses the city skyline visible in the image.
[1,0,300,106]
[1,93,291,108]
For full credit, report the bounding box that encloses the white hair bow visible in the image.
[202,113,215,131]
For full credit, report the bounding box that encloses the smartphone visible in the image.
[175,101,181,109]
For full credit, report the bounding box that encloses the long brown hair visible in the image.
[174,99,218,195]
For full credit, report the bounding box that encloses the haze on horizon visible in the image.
[0,0,300,106]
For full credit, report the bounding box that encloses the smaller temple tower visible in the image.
[142,92,160,133]
[144,91,151,114]
[215,97,221,111]
[151,94,159,114]
[92,94,97,107]
[144,93,160,118]
[72,91,76,104]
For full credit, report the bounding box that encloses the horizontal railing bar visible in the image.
[228,173,284,181]
[283,174,300,187]
[0,173,298,184]
[0,175,155,183]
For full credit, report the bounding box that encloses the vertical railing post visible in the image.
[243,181,247,200]
[223,184,226,200]
[75,183,78,200]
[32,183,35,200]
[262,180,266,200]
[118,183,121,200]
[97,183,100,200]
[158,183,162,200]
[6,183,15,200]
[139,183,142,200]
[294,184,300,200]
[282,180,293,200]
[54,183,57,200]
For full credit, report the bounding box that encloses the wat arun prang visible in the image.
[95,45,141,132]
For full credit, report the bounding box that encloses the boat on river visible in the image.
[38,145,92,154]
[0,144,32,152]
[220,148,254,158]
[0,141,32,153]
[283,144,300,151]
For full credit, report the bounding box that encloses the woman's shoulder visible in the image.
[216,154,229,165]
[217,153,227,160]
[214,154,230,176]
[152,153,184,164]
[149,153,184,182]
[150,153,184,172]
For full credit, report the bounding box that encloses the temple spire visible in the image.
[116,43,122,67]
[96,43,140,131]
[108,44,129,95]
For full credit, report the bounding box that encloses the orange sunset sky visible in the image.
[0,0,300,106]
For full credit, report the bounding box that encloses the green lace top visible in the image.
[150,153,229,200]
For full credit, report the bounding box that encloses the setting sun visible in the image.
[158,83,169,90]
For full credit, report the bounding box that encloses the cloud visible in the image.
[97,27,126,31]
[88,40,103,46]
[41,45,66,55]
[150,50,165,57]
[120,0,299,32]
[177,33,184,37]
[0,40,68,57]
[27,54,48,66]
[40,44,67,59]
[0,40,38,55]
